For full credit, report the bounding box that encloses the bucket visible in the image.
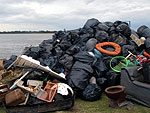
[110,56,135,72]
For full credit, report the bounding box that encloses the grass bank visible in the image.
[56,94,150,113]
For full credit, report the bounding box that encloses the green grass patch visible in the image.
[55,94,150,113]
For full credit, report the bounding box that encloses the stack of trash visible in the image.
[0,56,75,112]
[1,18,150,112]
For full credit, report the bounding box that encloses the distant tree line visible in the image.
[0,30,56,34]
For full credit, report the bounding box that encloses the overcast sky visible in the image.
[0,0,150,31]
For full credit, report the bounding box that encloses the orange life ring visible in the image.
[96,42,121,56]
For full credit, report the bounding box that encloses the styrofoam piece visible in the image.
[57,83,74,96]
[15,55,66,79]
[27,80,43,87]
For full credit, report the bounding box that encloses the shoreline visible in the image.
[0,32,55,34]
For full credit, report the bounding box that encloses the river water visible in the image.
[0,33,53,59]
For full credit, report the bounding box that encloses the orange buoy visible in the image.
[96,42,121,56]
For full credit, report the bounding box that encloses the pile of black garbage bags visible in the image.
[5,18,150,101]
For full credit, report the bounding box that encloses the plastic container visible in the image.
[38,82,58,102]
[110,56,136,72]
[110,56,127,72]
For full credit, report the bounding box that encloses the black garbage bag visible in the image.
[85,38,98,51]
[39,39,54,49]
[109,33,118,41]
[66,45,80,55]
[79,33,91,42]
[81,84,102,101]
[93,59,108,77]
[102,56,113,68]
[82,25,94,37]
[74,51,96,65]
[137,25,148,35]
[24,46,41,60]
[54,31,72,47]
[70,32,80,45]
[54,31,68,41]
[109,26,116,35]
[22,68,48,82]
[59,39,72,51]
[137,25,150,38]
[122,45,137,57]
[39,57,53,67]
[52,45,63,58]
[103,22,113,28]
[84,18,100,28]
[3,55,17,69]
[145,38,150,53]
[79,28,87,35]
[66,61,93,90]
[95,30,109,42]
[30,46,41,53]
[96,77,107,90]
[39,51,52,60]
[110,33,128,46]
[105,70,120,87]
[40,56,62,73]
[97,77,107,85]
[49,59,63,73]
[56,32,72,51]
[95,23,109,32]
[145,38,150,49]
[116,23,131,37]
[128,39,138,48]
[41,44,53,53]
[113,21,122,27]
[59,54,74,71]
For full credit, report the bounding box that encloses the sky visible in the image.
[0,0,150,31]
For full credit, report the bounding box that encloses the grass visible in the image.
[55,94,150,113]
[0,94,150,113]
